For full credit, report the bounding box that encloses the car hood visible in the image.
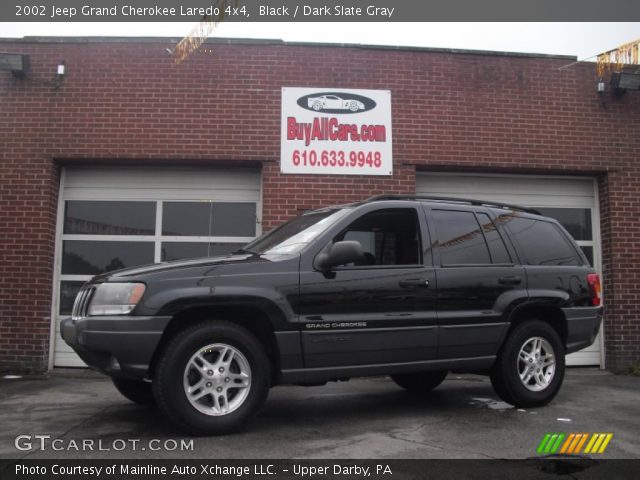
[91,253,276,282]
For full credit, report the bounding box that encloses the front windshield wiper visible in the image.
[264,242,309,254]
[232,248,258,255]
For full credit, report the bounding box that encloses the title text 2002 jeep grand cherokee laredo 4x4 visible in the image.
[62,196,602,435]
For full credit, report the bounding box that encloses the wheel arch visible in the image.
[505,304,568,348]
[148,303,281,385]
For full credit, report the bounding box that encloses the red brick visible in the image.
[0,38,638,373]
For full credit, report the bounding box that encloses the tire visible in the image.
[349,102,359,112]
[153,321,270,435]
[112,378,155,405]
[312,102,323,111]
[490,319,565,408]
[391,370,447,394]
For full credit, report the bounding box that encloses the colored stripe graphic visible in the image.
[597,434,613,453]
[550,433,565,454]
[539,433,613,455]
[537,433,566,454]
[560,434,575,454]
[584,434,598,453]
[568,434,586,454]
[574,434,589,453]
[537,433,553,454]
[584,433,614,454]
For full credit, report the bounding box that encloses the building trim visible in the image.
[0,36,577,61]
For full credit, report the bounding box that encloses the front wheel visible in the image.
[391,370,447,394]
[153,321,270,435]
[490,320,565,407]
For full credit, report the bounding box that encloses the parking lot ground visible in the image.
[0,368,638,460]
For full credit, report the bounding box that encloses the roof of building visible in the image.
[0,36,577,61]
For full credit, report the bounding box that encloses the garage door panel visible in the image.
[417,172,603,367]
[64,188,261,201]
[64,168,261,193]
[566,351,600,366]
[53,330,86,367]
[53,167,261,368]
[419,175,595,208]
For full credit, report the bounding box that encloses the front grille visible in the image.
[71,286,96,320]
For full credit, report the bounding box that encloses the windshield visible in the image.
[243,208,351,255]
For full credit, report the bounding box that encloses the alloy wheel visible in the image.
[518,336,556,392]
[183,343,251,416]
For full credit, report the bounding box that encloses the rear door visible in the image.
[424,205,527,359]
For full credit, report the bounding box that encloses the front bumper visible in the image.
[61,315,171,379]
[563,306,603,354]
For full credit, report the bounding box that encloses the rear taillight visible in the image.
[587,273,601,306]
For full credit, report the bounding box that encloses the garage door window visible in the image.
[160,242,247,262]
[62,240,155,275]
[58,200,257,315]
[162,202,256,237]
[64,201,156,235]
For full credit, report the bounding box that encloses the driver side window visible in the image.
[335,208,422,266]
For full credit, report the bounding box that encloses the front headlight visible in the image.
[88,283,146,316]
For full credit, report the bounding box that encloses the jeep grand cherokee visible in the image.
[62,195,602,435]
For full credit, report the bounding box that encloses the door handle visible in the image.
[498,276,522,286]
[399,279,430,288]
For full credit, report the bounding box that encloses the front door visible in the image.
[297,207,437,368]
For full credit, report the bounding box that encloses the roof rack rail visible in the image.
[365,194,540,215]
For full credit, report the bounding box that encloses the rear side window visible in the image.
[505,217,581,266]
[432,210,490,265]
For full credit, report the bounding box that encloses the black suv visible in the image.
[62,196,602,435]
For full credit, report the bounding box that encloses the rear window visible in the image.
[505,217,582,266]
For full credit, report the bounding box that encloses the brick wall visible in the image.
[0,38,638,373]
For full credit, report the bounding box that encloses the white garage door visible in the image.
[52,166,262,367]
[417,172,603,367]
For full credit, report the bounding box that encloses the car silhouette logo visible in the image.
[297,92,377,114]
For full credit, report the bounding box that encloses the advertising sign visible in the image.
[281,87,392,175]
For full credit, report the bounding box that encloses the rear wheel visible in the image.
[153,321,270,435]
[391,370,447,394]
[112,378,155,405]
[490,319,565,407]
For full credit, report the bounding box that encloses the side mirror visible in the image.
[315,241,364,271]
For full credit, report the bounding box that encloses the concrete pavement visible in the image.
[1,368,638,459]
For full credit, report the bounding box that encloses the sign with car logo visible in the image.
[281,87,392,175]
